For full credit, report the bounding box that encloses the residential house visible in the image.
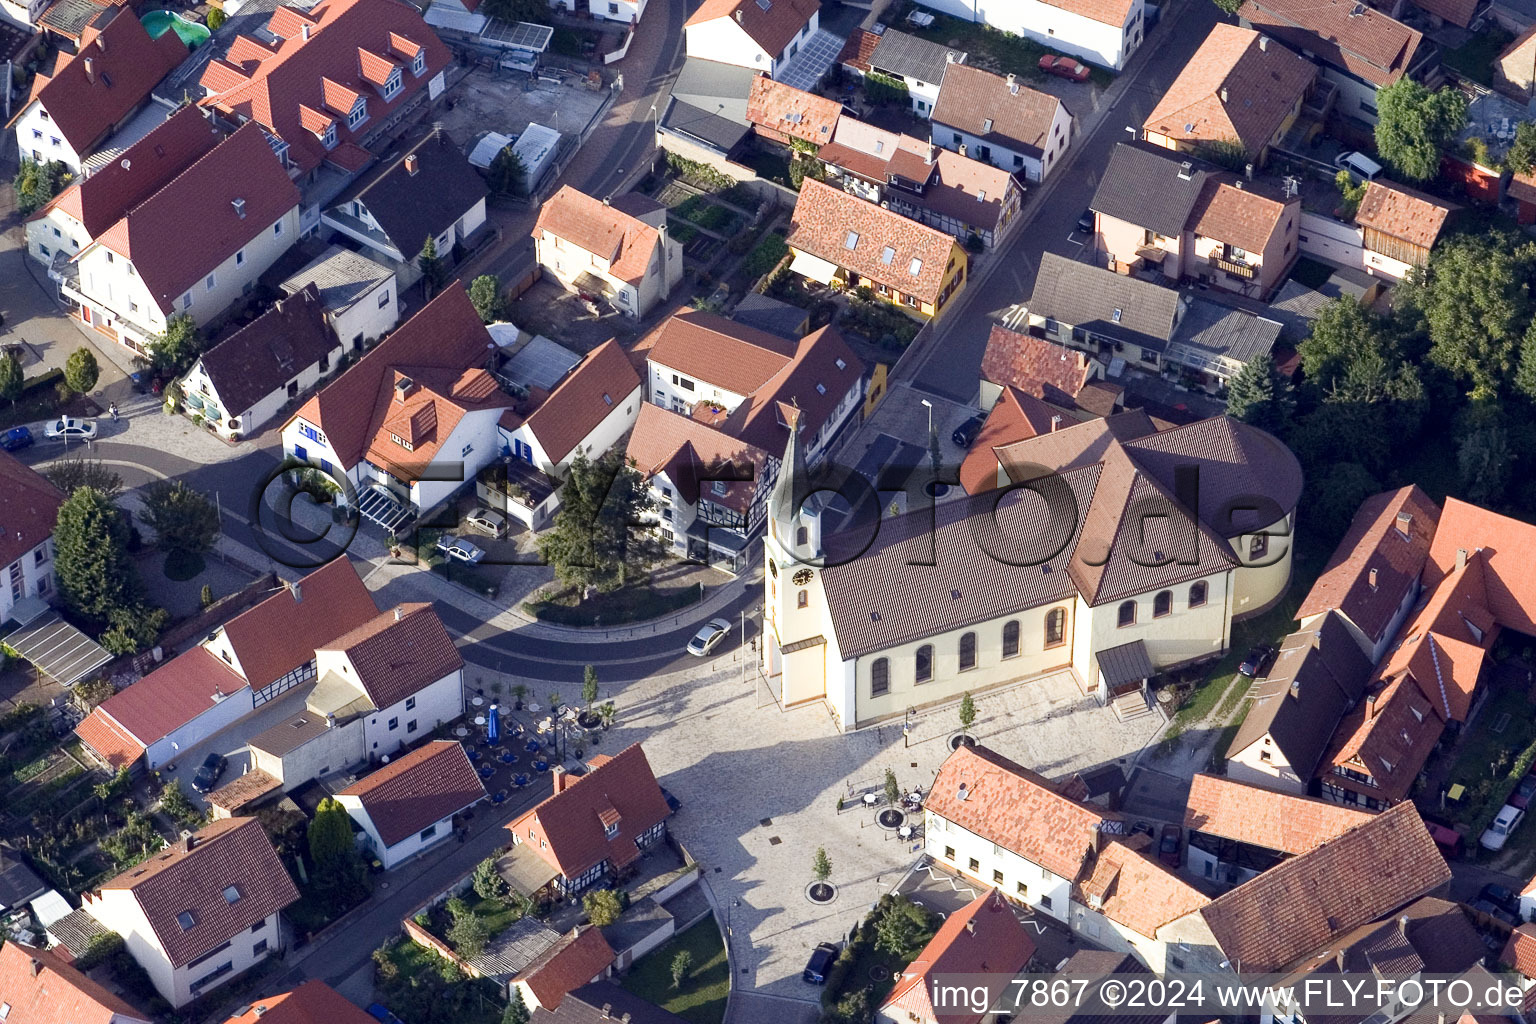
[744,75,844,148]
[529,982,693,1024]
[1521,875,1536,922]
[768,405,1302,728]
[931,64,1074,182]
[978,324,1105,410]
[682,0,820,79]
[908,0,1145,71]
[1070,839,1213,971]
[0,453,65,626]
[1091,142,1301,300]
[817,117,1024,248]
[1237,0,1429,123]
[1295,485,1441,664]
[198,0,452,187]
[655,57,759,165]
[877,890,1035,1024]
[786,178,968,319]
[505,743,672,896]
[179,285,342,440]
[1182,773,1372,885]
[322,127,488,288]
[1026,952,1170,1024]
[8,9,188,175]
[1024,252,1281,387]
[955,386,1102,494]
[220,980,379,1024]
[279,245,400,354]
[75,558,381,771]
[1224,611,1374,793]
[0,940,151,1024]
[865,29,966,115]
[81,818,300,1007]
[532,186,683,319]
[336,740,485,869]
[1495,27,1536,101]
[25,106,222,271]
[281,287,514,524]
[63,124,302,354]
[1352,180,1455,278]
[511,928,616,1012]
[1141,25,1316,169]
[0,847,46,913]
[249,603,465,788]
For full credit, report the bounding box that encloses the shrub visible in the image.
[207,7,225,29]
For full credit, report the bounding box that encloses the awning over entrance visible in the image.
[1096,639,1153,689]
[5,607,112,686]
[356,485,413,532]
[789,249,841,285]
[497,843,559,895]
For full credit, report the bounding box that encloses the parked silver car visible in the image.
[1481,804,1524,851]
[464,507,508,538]
[436,534,486,564]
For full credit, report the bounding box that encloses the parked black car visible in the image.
[804,942,838,984]
[1076,209,1095,234]
[1238,644,1277,678]
[952,413,987,448]
[192,752,228,793]
[1480,883,1521,918]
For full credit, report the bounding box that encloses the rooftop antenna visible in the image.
[1282,175,1300,198]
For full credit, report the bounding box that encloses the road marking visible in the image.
[1000,304,1029,332]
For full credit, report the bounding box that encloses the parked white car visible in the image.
[1481,804,1524,851]
[687,617,732,656]
[44,416,97,441]
[436,534,486,564]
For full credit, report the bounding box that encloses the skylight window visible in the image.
[874,140,884,154]
[880,246,895,265]
[844,230,859,250]
[835,358,846,370]
[909,258,923,276]
[982,118,993,133]
[177,910,197,931]
[603,393,613,406]
[223,885,242,904]
[976,190,986,202]
[1111,308,1123,322]
[816,383,826,394]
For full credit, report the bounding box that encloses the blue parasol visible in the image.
[487,703,500,744]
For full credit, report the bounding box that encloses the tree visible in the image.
[875,897,934,957]
[670,949,693,990]
[446,905,490,959]
[582,665,600,709]
[469,275,504,323]
[13,159,70,216]
[1209,0,1243,15]
[308,797,359,889]
[583,888,623,926]
[141,480,220,556]
[1299,297,1386,385]
[64,347,99,395]
[54,487,137,623]
[599,701,616,729]
[472,857,509,904]
[1374,77,1468,182]
[1306,462,1381,544]
[93,766,131,801]
[812,847,832,883]
[503,989,531,1024]
[160,779,203,828]
[1458,403,1511,506]
[1510,121,1536,176]
[147,313,203,375]
[488,147,529,197]
[958,692,976,733]
[1225,352,1293,433]
[44,458,123,499]
[1416,233,1536,399]
[419,236,446,297]
[0,355,21,406]
[1517,318,1536,403]
[537,450,665,593]
[207,6,225,28]
[883,768,900,806]
[100,603,168,656]
[828,988,873,1024]
[480,0,549,22]
[1334,169,1367,217]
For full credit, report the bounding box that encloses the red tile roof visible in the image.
[1183,773,1372,855]
[1075,841,1210,938]
[507,743,671,880]
[15,9,188,158]
[1198,802,1450,971]
[75,647,249,767]
[722,323,863,455]
[338,740,484,847]
[1502,924,1536,978]
[1410,0,1479,28]
[980,325,1093,405]
[684,0,820,57]
[291,287,502,471]
[957,387,1065,493]
[1375,553,1491,723]
[1040,0,1135,27]
[643,309,797,396]
[199,0,450,174]
[94,817,299,969]
[1189,180,1293,256]
[787,178,962,304]
[1427,497,1536,636]
[221,980,378,1024]
[0,940,150,1024]
[515,927,616,1010]
[221,556,378,688]
[837,27,879,73]
[92,124,301,314]
[924,745,1108,880]
[1237,0,1422,88]
[0,451,64,573]
[1322,673,1444,802]
[1355,180,1455,251]
[533,185,664,285]
[318,603,463,711]
[931,64,1066,159]
[1298,486,1440,646]
[625,403,770,514]
[882,890,1035,1024]
[30,106,222,238]
[523,340,642,465]
[746,76,843,147]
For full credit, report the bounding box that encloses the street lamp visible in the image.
[903,706,916,749]
[650,103,659,140]
[920,398,933,435]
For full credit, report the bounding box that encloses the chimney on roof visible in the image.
[395,374,416,403]
[1219,86,1228,103]
[735,8,742,19]
[1399,915,1410,934]
[620,1015,631,1024]
[1178,161,1193,181]
[302,22,311,39]
[1006,72,1018,95]
[964,918,975,935]
[233,197,246,219]
[1245,162,1254,181]
[395,606,403,621]
[1396,511,1412,538]
[185,834,197,852]
[1289,678,1300,699]
[1457,548,1468,570]
[1050,414,1062,432]
[255,1008,268,1018]
[601,1007,612,1020]
[1368,568,1378,590]
[84,57,95,83]
[326,712,335,729]
[1335,949,1346,972]
[946,51,956,63]
[29,958,41,978]
[552,764,569,793]
[1259,34,1269,50]
[405,153,420,176]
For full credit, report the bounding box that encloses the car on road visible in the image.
[436,534,486,564]
[1039,54,1091,82]
[1076,208,1095,234]
[803,942,838,984]
[1480,883,1521,917]
[1238,644,1276,678]
[952,413,986,448]
[1511,772,1536,810]
[0,426,33,452]
[192,752,227,793]
[662,787,683,812]
[44,416,97,441]
[1159,823,1182,868]
[687,617,732,656]
[464,507,508,539]
[1482,804,1525,851]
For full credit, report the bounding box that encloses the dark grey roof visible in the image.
[1090,142,1214,239]
[531,981,691,1024]
[196,285,337,417]
[330,128,488,255]
[1096,639,1153,687]
[662,99,752,153]
[47,908,110,957]
[1028,252,1182,353]
[280,245,394,314]
[1075,764,1127,798]
[820,464,1100,659]
[1168,299,1282,370]
[868,29,964,87]
[731,292,807,340]
[668,57,759,124]
[1227,610,1372,778]
[0,846,46,910]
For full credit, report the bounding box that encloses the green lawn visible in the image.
[619,920,729,1024]
[1422,685,1536,838]
[523,581,702,626]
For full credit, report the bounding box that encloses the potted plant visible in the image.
[513,684,528,710]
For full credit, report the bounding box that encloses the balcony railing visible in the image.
[1208,254,1255,280]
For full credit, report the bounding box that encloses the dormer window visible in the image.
[382,67,402,100]
[323,123,337,149]
[604,822,619,839]
[348,98,368,129]
[412,50,426,75]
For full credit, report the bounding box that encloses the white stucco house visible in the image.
[909,0,1144,70]
[498,338,642,481]
[0,453,65,628]
[337,740,485,869]
[279,245,400,355]
[931,64,1073,182]
[531,186,683,319]
[81,818,298,1007]
[682,0,820,78]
